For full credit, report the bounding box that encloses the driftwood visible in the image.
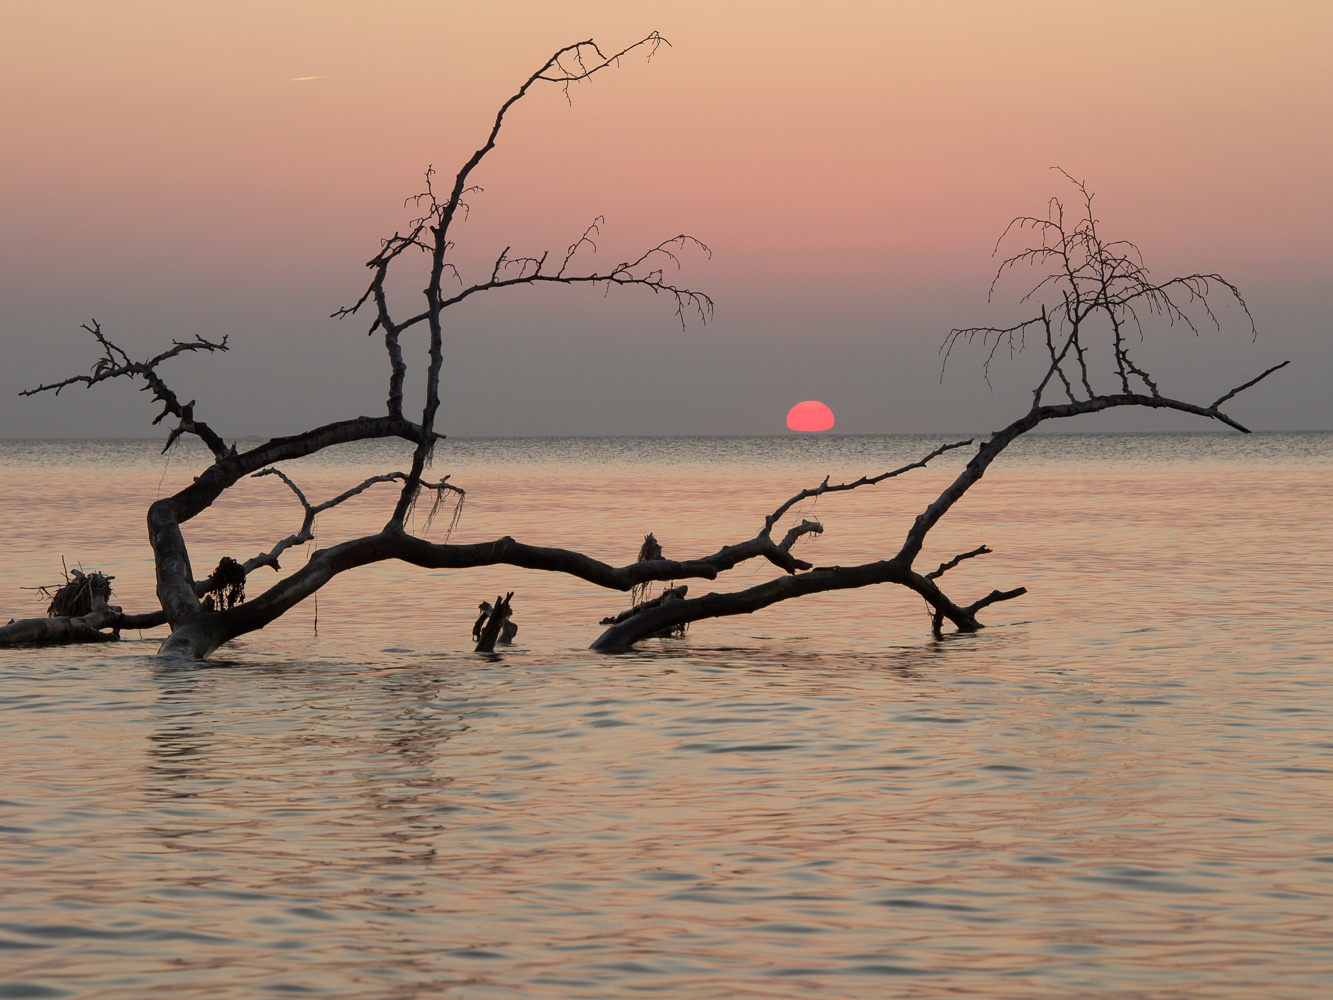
[2,49,1286,658]
[1,609,122,646]
[3,35,712,658]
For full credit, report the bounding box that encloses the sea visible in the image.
[1,432,1331,999]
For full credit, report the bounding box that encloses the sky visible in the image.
[2,0,1330,438]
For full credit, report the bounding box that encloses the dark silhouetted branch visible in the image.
[965,587,1028,615]
[927,546,992,580]
[23,321,232,458]
[1211,361,1291,410]
[762,439,973,537]
[16,66,1288,659]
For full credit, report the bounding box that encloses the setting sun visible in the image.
[786,400,834,432]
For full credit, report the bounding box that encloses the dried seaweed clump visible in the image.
[206,557,246,610]
[631,533,664,607]
[42,568,113,618]
[618,534,686,637]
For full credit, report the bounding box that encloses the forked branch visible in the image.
[762,439,973,536]
[23,321,232,458]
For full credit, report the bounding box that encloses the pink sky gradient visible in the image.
[2,1,1329,436]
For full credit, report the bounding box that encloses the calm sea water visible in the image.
[2,433,1331,998]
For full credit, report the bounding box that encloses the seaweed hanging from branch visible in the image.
[205,557,246,611]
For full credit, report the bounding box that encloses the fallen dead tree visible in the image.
[1,40,1284,657]
[586,172,1287,648]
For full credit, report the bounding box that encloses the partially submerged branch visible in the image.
[1,610,124,646]
[927,546,991,581]
[1,567,168,647]
[600,585,689,626]
[592,177,1287,650]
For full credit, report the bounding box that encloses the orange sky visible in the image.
[3,1,1329,435]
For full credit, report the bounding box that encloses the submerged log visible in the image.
[0,610,122,645]
[600,585,689,626]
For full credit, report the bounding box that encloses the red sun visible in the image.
[786,400,835,432]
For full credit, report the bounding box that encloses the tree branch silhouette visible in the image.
[4,79,1286,657]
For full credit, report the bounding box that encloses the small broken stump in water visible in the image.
[473,592,517,652]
